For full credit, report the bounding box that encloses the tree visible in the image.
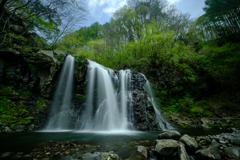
[0,0,87,47]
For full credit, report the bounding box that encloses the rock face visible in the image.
[155,139,179,156]
[0,47,66,133]
[158,131,181,140]
[180,134,199,153]
[131,72,160,131]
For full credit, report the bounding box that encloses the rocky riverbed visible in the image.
[1,129,240,160]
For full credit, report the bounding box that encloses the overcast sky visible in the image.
[81,0,206,27]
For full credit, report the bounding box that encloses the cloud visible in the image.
[168,0,181,4]
[88,0,127,15]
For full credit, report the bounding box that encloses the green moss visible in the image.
[103,154,117,160]
[37,99,48,108]
[0,97,33,125]
[1,86,13,95]
[75,94,86,100]
[18,89,31,96]
[180,123,189,128]
[207,123,222,128]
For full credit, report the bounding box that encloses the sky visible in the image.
[81,0,206,27]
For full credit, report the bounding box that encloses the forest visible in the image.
[57,0,240,124]
[0,0,240,127]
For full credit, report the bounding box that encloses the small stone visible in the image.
[64,150,71,154]
[70,143,76,146]
[200,140,207,145]
[65,141,70,145]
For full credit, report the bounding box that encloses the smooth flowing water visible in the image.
[144,79,174,130]
[45,55,75,130]
[76,60,121,130]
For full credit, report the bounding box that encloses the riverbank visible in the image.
[0,129,239,160]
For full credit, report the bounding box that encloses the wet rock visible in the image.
[64,150,71,154]
[128,151,148,160]
[4,126,13,133]
[201,118,211,128]
[1,152,11,158]
[231,137,240,146]
[158,131,181,140]
[12,124,25,132]
[211,140,220,148]
[200,140,208,146]
[29,124,35,131]
[104,153,120,160]
[223,147,240,159]
[155,139,179,157]
[195,146,221,160]
[180,134,198,153]
[178,143,189,160]
[137,145,150,159]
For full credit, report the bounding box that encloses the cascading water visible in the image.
[45,58,172,131]
[76,60,122,130]
[119,69,133,130]
[142,75,174,130]
[75,60,172,131]
[45,55,75,130]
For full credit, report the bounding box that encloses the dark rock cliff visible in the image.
[0,47,66,133]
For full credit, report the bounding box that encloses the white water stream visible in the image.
[45,59,172,131]
[45,55,75,130]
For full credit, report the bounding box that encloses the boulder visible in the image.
[178,143,189,160]
[11,125,25,132]
[195,146,221,160]
[180,134,198,153]
[231,137,240,146]
[158,131,181,140]
[155,139,179,157]
[223,147,240,159]
[54,50,65,56]
[137,146,150,159]
[4,126,13,133]
[128,151,148,160]
[35,50,57,68]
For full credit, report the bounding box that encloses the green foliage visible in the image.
[1,86,13,95]
[207,123,222,129]
[0,97,33,125]
[54,54,64,62]
[44,46,52,50]
[18,89,31,96]
[75,94,86,100]
[37,99,48,108]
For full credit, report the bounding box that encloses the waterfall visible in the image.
[45,55,75,130]
[119,69,133,130]
[77,60,122,130]
[142,75,174,130]
[45,58,172,131]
